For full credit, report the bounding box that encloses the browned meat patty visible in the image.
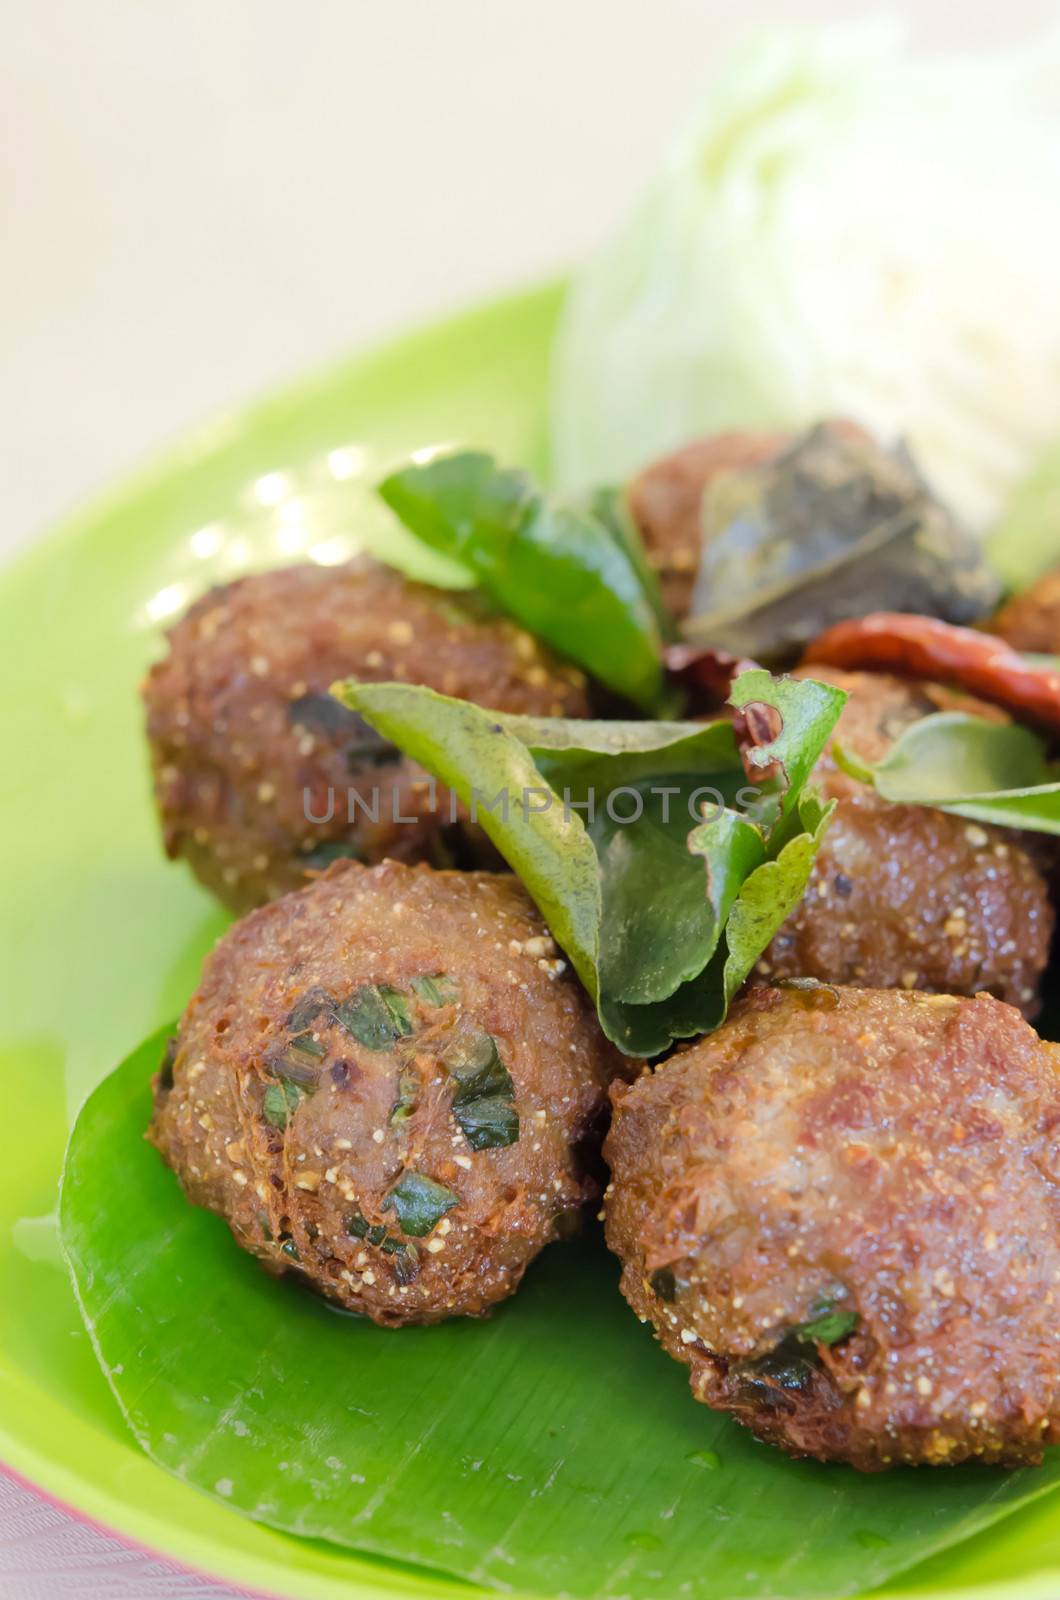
[604,984,1060,1470]
[142,559,589,912]
[149,859,629,1326]
[990,570,1060,654]
[755,666,1053,1016]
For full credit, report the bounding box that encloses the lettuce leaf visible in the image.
[378,451,671,711]
[987,442,1060,591]
[333,671,845,1054]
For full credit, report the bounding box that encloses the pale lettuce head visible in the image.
[551,19,1060,531]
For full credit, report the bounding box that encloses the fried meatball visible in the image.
[755,665,1053,1016]
[149,859,627,1326]
[143,560,588,912]
[605,984,1060,1470]
[990,570,1060,654]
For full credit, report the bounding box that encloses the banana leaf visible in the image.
[61,1028,1060,1600]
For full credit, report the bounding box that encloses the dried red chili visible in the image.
[803,613,1060,731]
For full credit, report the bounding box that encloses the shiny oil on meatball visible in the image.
[605,984,1060,1470]
[142,559,588,912]
[149,859,629,1326]
[755,665,1053,1016]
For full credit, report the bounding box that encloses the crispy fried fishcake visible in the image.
[756,666,1052,1016]
[143,560,588,911]
[150,859,628,1325]
[605,985,1060,1469]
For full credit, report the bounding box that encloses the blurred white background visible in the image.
[3,0,1053,559]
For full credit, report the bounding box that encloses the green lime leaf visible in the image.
[728,668,847,831]
[443,1028,519,1150]
[261,1081,302,1130]
[333,683,605,1002]
[584,483,677,644]
[410,973,457,1007]
[334,984,415,1049]
[452,1093,519,1151]
[333,676,845,1055]
[792,1309,860,1347]
[850,712,1060,834]
[59,1029,1060,1600]
[378,451,668,710]
[601,792,836,1057]
[384,1172,461,1237]
[717,790,837,1008]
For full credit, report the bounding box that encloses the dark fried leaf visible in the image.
[385,1172,461,1237]
[390,1066,419,1125]
[288,691,367,736]
[345,1211,388,1248]
[650,1268,678,1302]
[285,987,333,1034]
[265,1033,325,1088]
[739,1351,819,1399]
[391,1247,420,1283]
[345,1210,416,1268]
[682,424,1000,662]
[157,1034,177,1092]
[287,694,402,773]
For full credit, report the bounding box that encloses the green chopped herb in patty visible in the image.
[385,1172,461,1237]
[444,1028,519,1150]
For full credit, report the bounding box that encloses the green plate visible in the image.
[4,281,1060,1600]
